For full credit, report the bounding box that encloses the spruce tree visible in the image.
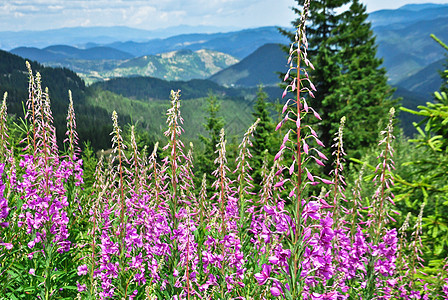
[323,0,396,160]
[196,94,225,194]
[251,86,277,190]
[279,0,349,103]
[279,0,349,171]
[280,0,396,172]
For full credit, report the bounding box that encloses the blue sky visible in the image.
[1,0,448,31]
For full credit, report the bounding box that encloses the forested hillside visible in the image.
[0,50,136,150]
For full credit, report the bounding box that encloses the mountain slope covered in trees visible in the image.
[209,43,286,87]
[0,50,137,150]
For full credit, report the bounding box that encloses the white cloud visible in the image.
[3,0,447,32]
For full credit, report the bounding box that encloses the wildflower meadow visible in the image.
[0,0,447,299]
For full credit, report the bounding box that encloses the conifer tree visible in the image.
[251,86,277,190]
[196,94,225,193]
[280,0,396,171]
[279,0,349,170]
[279,0,349,103]
[323,0,396,160]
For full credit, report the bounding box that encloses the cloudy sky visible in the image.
[1,0,447,32]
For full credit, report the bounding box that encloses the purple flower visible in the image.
[311,292,338,300]
[0,243,12,249]
[0,163,9,224]
[77,264,88,276]
[76,281,87,292]
[254,264,271,285]
[271,286,283,297]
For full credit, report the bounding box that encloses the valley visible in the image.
[1,3,447,144]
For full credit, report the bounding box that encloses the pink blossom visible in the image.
[77,264,88,276]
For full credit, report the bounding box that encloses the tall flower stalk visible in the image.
[271,0,337,297]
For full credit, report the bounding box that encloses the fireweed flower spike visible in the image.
[330,117,347,219]
[93,110,128,298]
[12,65,81,297]
[0,164,8,228]
[260,0,337,297]
[0,92,11,161]
[372,107,396,234]
[65,90,81,161]
[163,90,186,227]
[0,93,16,213]
[357,107,398,299]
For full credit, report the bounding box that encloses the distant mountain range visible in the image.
[0,25,240,50]
[83,49,238,83]
[375,17,448,84]
[8,26,287,61]
[368,4,448,28]
[11,45,133,62]
[2,2,448,138]
[210,43,286,87]
[8,27,287,84]
[3,26,287,60]
[90,26,288,59]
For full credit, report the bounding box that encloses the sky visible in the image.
[1,0,448,32]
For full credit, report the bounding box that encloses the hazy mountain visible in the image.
[0,25,240,51]
[81,49,239,83]
[10,47,66,63]
[375,17,448,83]
[399,3,448,11]
[396,58,445,97]
[0,26,154,50]
[369,4,448,28]
[209,43,286,87]
[10,45,133,62]
[99,27,288,59]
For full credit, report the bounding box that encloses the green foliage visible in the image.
[323,0,397,160]
[0,49,127,151]
[81,141,98,192]
[251,86,279,190]
[196,94,225,193]
[395,35,448,275]
[280,0,397,172]
[86,88,254,148]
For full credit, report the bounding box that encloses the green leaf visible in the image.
[432,226,438,238]
[435,244,444,256]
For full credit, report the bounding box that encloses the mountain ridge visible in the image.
[83,49,239,82]
[97,26,289,59]
[209,43,286,87]
[11,45,133,62]
[0,25,240,50]
[368,4,448,28]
